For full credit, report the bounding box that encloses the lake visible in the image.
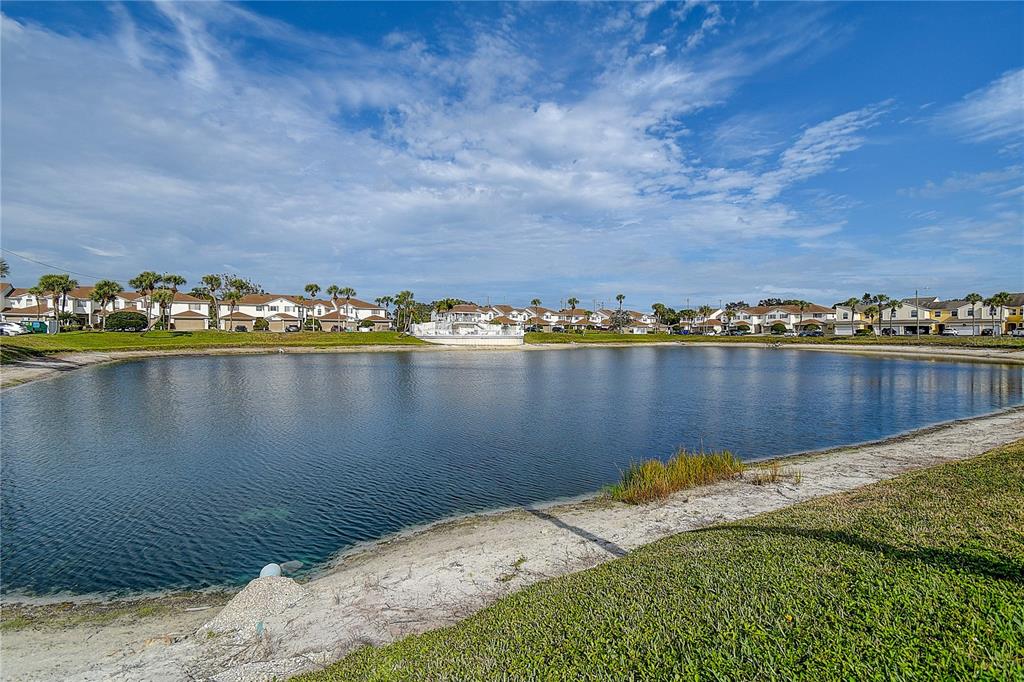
[1,347,1021,596]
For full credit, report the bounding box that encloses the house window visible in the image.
[890,310,896,318]
[934,312,941,318]
[842,313,849,320]
[910,310,918,318]
[967,310,974,317]
[269,306,278,312]
[256,306,265,312]
[189,304,201,311]
[951,310,958,317]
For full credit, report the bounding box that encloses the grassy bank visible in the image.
[0,330,424,363]
[526,330,1024,348]
[298,440,1024,681]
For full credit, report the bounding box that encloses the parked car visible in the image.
[881,327,897,336]
[798,329,824,337]
[981,328,994,336]
[525,325,540,332]
[0,321,29,336]
[234,325,249,332]
[284,325,300,332]
[940,328,959,336]
[783,330,798,337]
[1012,328,1024,337]
[551,325,565,332]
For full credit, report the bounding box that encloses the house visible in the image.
[114,291,211,330]
[1003,293,1024,333]
[217,295,307,331]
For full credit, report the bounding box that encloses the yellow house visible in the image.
[1004,293,1024,332]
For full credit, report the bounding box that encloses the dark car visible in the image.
[881,327,897,336]
[552,325,565,332]
[234,325,249,332]
[980,328,994,336]
[798,330,824,337]
[285,324,300,332]
[525,325,541,332]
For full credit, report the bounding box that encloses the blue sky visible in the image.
[1,1,1022,308]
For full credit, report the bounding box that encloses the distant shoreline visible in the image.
[2,340,1023,389]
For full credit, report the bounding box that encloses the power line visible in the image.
[0,248,134,284]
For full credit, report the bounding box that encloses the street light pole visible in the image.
[915,289,920,340]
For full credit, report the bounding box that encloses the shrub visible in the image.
[104,311,148,331]
[253,318,270,331]
[359,319,375,329]
[304,319,322,331]
[608,449,745,504]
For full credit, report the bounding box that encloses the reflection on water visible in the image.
[1,347,1021,595]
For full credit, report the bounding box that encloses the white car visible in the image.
[0,321,29,336]
[1012,328,1024,338]
[940,328,958,336]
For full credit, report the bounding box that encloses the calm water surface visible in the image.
[2,347,1021,596]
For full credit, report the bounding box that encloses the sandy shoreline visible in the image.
[3,406,1022,681]
[2,340,1022,389]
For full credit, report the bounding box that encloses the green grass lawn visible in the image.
[298,440,1024,681]
[0,329,424,362]
[2,330,1020,365]
[526,330,1024,349]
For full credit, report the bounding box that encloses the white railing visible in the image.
[411,321,524,337]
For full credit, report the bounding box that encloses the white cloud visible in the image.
[900,166,1023,198]
[939,68,1024,144]
[0,5,950,303]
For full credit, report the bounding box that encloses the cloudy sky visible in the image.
[2,1,1022,308]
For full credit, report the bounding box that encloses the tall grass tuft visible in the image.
[607,449,745,504]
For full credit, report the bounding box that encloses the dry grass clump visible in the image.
[608,449,745,504]
[748,461,803,485]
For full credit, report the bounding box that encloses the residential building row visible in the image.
[1,283,1021,336]
[0,283,391,332]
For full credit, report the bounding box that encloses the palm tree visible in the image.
[377,295,394,318]
[394,290,415,332]
[986,292,1012,335]
[616,293,625,311]
[128,271,161,330]
[201,274,223,330]
[723,308,736,332]
[160,274,186,329]
[796,300,809,332]
[28,285,45,322]
[567,296,579,312]
[339,287,357,330]
[843,297,861,335]
[531,298,541,307]
[324,285,340,330]
[964,292,982,336]
[151,289,174,330]
[223,288,242,331]
[89,279,123,330]
[37,274,77,332]
[885,298,900,336]
[0,258,9,278]
[872,294,889,335]
[696,304,713,334]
